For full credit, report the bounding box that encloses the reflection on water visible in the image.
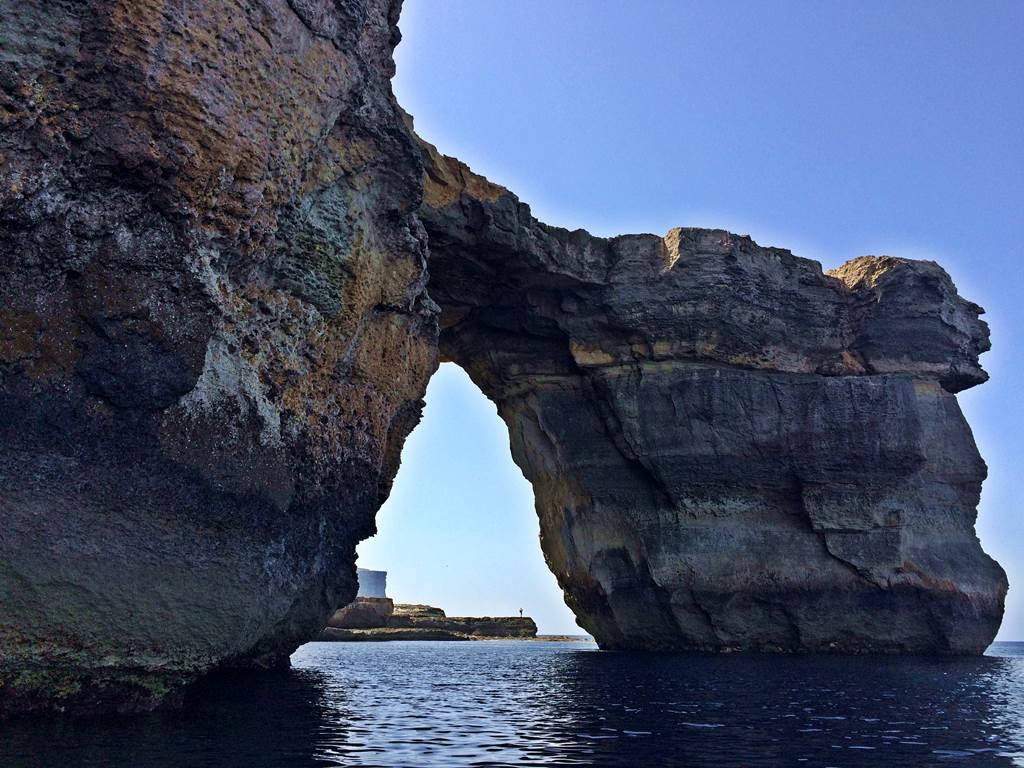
[1,642,1022,767]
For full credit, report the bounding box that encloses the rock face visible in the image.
[0,0,1006,717]
[419,139,1007,654]
[318,598,538,640]
[0,0,436,714]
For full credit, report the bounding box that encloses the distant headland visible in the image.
[318,569,539,641]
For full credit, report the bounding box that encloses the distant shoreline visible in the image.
[315,630,594,643]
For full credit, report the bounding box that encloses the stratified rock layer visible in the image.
[419,138,1006,654]
[0,0,436,714]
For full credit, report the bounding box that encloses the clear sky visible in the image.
[358,0,1024,638]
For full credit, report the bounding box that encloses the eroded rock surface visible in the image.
[0,0,436,714]
[419,138,1006,654]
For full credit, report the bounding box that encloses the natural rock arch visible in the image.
[0,0,1005,715]
[418,140,1004,653]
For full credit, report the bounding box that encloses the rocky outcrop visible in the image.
[419,138,1006,654]
[317,598,538,640]
[0,0,1006,718]
[387,603,538,638]
[327,597,397,630]
[0,0,437,715]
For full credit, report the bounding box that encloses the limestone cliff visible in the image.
[0,0,1007,717]
[0,0,437,714]
[419,139,1006,654]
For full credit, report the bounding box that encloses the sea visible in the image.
[1,640,1022,767]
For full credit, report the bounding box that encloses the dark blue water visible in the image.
[1,641,1022,767]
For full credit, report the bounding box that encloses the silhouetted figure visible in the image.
[519,608,523,618]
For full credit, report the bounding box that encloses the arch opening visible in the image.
[355,362,581,636]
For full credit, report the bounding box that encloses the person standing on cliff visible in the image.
[519,608,523,618]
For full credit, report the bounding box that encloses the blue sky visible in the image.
[358,0,1024,638]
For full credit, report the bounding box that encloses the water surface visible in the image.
[2,641,1022,766]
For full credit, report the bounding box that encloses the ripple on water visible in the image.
[0,641,1022,767]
